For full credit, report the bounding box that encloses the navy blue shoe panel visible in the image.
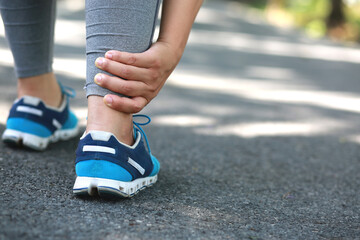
[7,98,69,134]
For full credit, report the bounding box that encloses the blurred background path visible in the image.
[0,0,359,239]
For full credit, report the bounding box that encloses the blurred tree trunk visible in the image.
[327,0,345,29]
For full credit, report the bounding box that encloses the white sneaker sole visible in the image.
[73,175,158,198]
[2,126,79,151]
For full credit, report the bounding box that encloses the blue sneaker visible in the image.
[2,87,79,151]
[73,115,160,198]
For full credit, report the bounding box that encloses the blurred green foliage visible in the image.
[287,0,329,37]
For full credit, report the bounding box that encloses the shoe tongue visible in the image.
[88,130,113,142]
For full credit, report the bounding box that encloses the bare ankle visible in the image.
[86,95,134,145]
[18,72,62,107]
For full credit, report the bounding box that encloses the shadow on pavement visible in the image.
[0,0,359,239]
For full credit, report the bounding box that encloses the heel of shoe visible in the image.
[73,175,158,198]
[2,129,49,150]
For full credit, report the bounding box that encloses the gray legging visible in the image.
[0,0,160,97]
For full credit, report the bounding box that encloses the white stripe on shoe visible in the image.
[128,157,145,175]
[52,119,62,129]
[83,145,116,154]
[16,106,43,116]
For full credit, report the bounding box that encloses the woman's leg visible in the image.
[85,0,160,144]
[0,0,61,107]
[1,0,79,151]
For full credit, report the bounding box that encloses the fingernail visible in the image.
[105,52,113,59]
[94,74,102,84]
[104,95,113,105]
[96,57,104,67]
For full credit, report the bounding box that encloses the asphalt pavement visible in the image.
[0,0,359,239]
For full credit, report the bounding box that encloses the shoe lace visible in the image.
[62,86,76,98]
[59,82,76,98]
[60,83,150,152]
[133,114,152,154]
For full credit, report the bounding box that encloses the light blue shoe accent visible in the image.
[6,118,52,137]
[61,111,78,130]
[75,160,133,182]
[150,155,160,177]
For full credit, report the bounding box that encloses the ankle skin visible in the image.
[17,72,62,107]
[86,95,134,145]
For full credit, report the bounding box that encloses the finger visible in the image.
[95,57,151,81]
[103,94,148,114]
[94,73,150,97]
[104,50,156,68]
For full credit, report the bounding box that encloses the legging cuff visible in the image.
[85,82,126,98]
[15,65,53,78]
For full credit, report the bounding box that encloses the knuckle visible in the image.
[122,83,132,94]
[128,56,137,65]
[150,70,160,81]
[152,58,161,68]
[133,103,143,113]
[148,84,157,93]
[122,67,131,78]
